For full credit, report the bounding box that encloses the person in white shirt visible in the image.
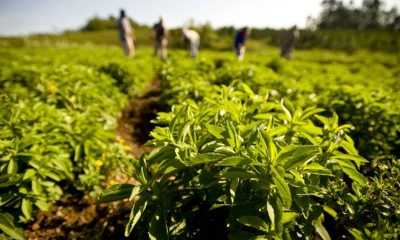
[182,28,200,58]
[118,10,135,57]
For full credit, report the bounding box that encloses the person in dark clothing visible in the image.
[153,17,168,60]
[234,27,250,61]
[280,25,300,59]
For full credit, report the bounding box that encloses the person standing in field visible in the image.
[118,9,135,57]
[233,27,251,61]
[182,28,200,58]
[280,25,300,60]
[153,17,168,60]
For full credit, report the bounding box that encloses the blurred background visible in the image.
[0,0,399,53]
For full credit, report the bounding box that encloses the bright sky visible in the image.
[0,0,399,36]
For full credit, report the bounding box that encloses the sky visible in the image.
[0,0,399,36]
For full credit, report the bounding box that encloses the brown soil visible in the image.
[117,80,164,157]
[24,191,132,240]
[25,78,164,240]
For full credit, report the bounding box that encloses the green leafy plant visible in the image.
[99,83,366,239]
[0,46,155,239]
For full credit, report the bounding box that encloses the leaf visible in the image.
[169,219,186,236]
[51,157,72,178]
[288,170,305,185]
[254,113,272,120]
[346,227,364,240]
[177,122,191,143]
[281,99,294,120]
[220,171,257,180]
[42,170,61,181]
[272,168,292,209]
[276,145,299,163]
[0,211,25,240]
[7,159,17,174]
[154,158,186,179]
[31,178,42,195]
[341,166,366,186]
[125,197,148,237]
[97,184,134,204]
[282,212,298,225]
[270,126,287,137]
[240,82,255,97]
[21,198,33,220]
[221,100,240,123]
[227,121,240,150]
[229,178,239,204]
[267,195,283,233]
[203,123,224,139]
[313,215,331,240]
[237,216,268,232]
[188,153,226,166]
[0,193,16,207]
[35,200,50,211]
[298,131,319,145]
[334,154,367,169]
[149,209,169,240]
[259,129,277,162]
[302,163,333,176]
[340,139,358,156]
[315,115,330,127]
[300,107,325,120]
[277,145,319,171]
[323,205,337,219]
[74,144,82,162]
[214,146,236,155]
[23,169,36,180]
[215,156,250,166]
[147,146,175,165]
[0,174,22,188]
[129,185,142,201]
[297,125,323,135]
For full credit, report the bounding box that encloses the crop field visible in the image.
[0,44,399,239]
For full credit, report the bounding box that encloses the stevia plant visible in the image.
[99,82,366,239]
[0,46,148,240]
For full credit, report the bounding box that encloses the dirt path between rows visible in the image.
[116,76,164,158]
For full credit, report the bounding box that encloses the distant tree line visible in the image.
[81,15,144,31]
[317,0,400,30]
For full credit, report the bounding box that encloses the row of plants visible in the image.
[101,81,370,239]
[0,46,155,239]
[159,50,400,161]
[1,45,399,239]
[100,49,399,239]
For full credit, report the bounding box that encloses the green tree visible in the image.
[81,15,140,32]
[361,0,383,28]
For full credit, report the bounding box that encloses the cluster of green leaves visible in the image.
[1,44,399,239]
[99,56,156,98]
[101,48,399,239]
[317,86,400,160]
[0,46,154,239]
[323,157,400,239]
[100,81,368,239]
[161,50,400,163]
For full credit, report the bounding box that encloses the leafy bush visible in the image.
[99,83,366,239]
[318,87,400,161]
[0,46,153,239]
